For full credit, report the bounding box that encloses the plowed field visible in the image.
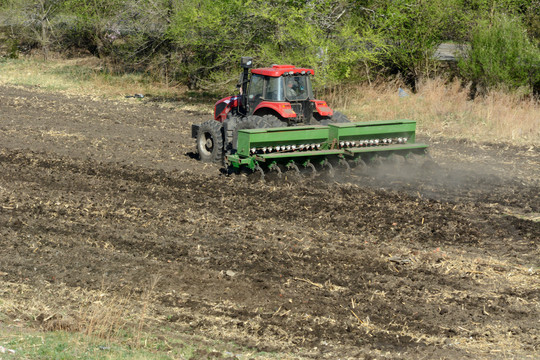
[0,85,538,359]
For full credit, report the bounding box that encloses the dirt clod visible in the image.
[0,85,538,359]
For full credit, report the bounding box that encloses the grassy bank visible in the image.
[0,57,172,100]
[0,279,288,360]
[326,79,540,145]
[0,324,281,359]
[0,56,538,146]
[0,327,172,359]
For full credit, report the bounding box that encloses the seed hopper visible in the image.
[227,119,428,178]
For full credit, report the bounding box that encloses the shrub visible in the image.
[459,13,540,95]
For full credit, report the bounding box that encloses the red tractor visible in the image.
[192,57,349,163]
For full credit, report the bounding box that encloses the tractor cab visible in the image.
[244,65,316,123]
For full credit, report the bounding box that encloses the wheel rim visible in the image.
[199,132,214,156]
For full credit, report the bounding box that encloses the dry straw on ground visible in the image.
[325,78,539,145]
[1,58,537,146]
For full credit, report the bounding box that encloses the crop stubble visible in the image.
[0,85,538,359]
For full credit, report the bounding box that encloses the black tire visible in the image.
[331,111,350,123]
[309,113,324,125]
[232,115,271,150]
[319,110,350,125]
[261,114,287,128]
[196,120,224,163]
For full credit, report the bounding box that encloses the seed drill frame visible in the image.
[227,119,428,175]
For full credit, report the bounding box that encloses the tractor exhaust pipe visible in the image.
[239,57,253,111]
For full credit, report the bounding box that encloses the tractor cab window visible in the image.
[264,76,284,101]
[248,74,264,101]
[284,75,310,101]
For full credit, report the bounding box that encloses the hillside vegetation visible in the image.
[0,0,539,95]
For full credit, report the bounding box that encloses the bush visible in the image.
[165,0,387,90]
[368,0,469,88]
[459,13,540,95]
[0,0,538,92]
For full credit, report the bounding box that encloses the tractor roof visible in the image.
[251,65,314,77]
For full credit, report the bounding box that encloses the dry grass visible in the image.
[0,277,159,348]
[0,56,177,99]
[325,78,540,145]
[76,286,133,341]
[0,56,214,116]
[0,279,292,359]
[0,56,537,145]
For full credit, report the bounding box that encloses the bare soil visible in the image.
[0,84,538,359]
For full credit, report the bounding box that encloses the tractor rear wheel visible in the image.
[331,111,349,123]
[232,115,272,150]
[197,120,224,163]
[262,114,287,128]
[317,111,350,125]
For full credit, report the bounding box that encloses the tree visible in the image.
[368,0,468,88]
[165,0,386,89]
[459,13,540,94]
[33,0,64,59]
[0,0,65,59]
[60,0,128,57]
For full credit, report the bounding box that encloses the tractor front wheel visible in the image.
[197,120,224,163]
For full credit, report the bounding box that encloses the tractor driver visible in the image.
[285,77,298,99]
[285,76,308,100]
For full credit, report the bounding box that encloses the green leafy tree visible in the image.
[1,0,538,90]
[0,0,65,59]
[256,0,386,85]
[368,0,467,87]
[166,0,386,89]
[524,0,540,45]
[60,0,128,57]
[459,13,540,93]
